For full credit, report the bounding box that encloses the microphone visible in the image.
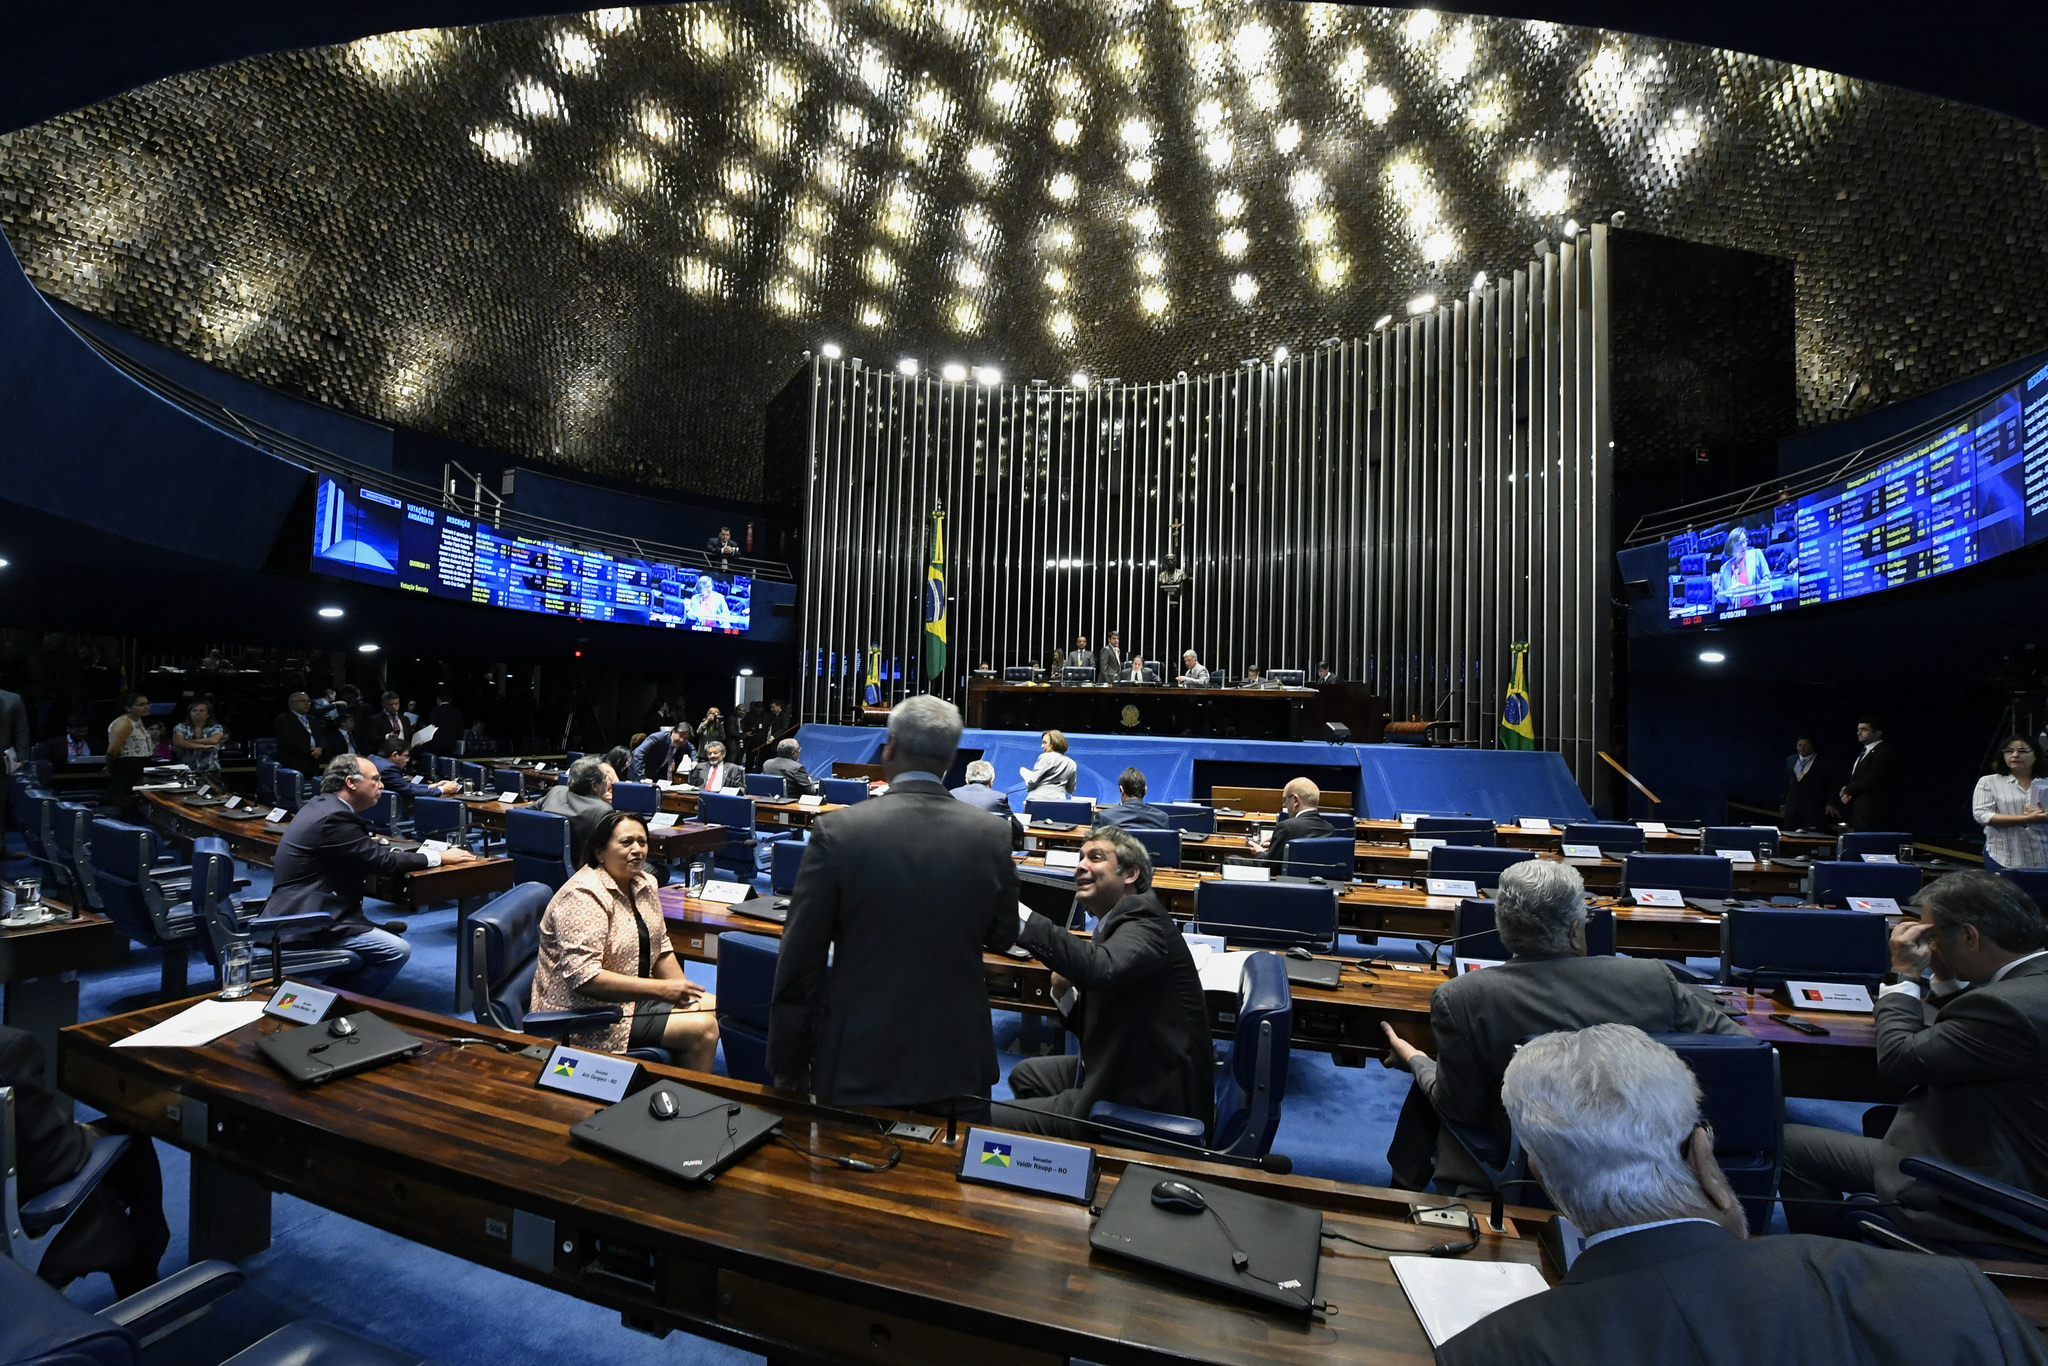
[983,1098,1294,1173]
[1421,928,1507,970]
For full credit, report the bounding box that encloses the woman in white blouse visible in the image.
[1019,729,1078,803]
[1973,736,2048,870]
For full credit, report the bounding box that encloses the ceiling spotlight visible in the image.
[941,361,968,382]
[819,341,842,359]
[1272,345,1289,363]
[974,365,1002,386]
[1321,336,1341,347]
[897,357,919,376]
[1471,271,1487,292]
[358,643,380,654]
[1408,293,1437,314]
[0,557,11,569]
[1562,218,1581,238]
[1373,314,1393,330]
[318,606,345,618]
[1698,650,1726,664]
[1610,209,1627,228]
[1070,373,1089,388]
[738,668,754,676]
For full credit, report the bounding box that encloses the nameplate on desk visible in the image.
[1862,853,1900,864]
[1636,821,1669,834]
[1633,887,1685,908]
[1220,863,1271,882]
[535,1044,639,1103]
[1561,843,1602,859]
[1774,980,1874,1013]
[1399,813,1422,828]
[224,796,242,809]
[648,813,678,829]
[266,806,287,822]
[1183,932,1227,954]
[797,794,825,809]
[1713,848,1757,865]
[655,780,676,790]
[1376,878,1411,889]
[1453,957,1506,975]
[1408,837,1447,853]
[956,1126,1097,1204]
[262,981,337,1024]
[699,880,754,905]
[498,791,520,804]
[1848,896,1901,915]
[1045,849,1081,869]
[1426,878,1480,899]
[1517,817,1553,832]
[419,839,450,853]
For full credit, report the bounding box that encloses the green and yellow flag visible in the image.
[923,504,947,679]
[863,644,881,708]
[1500,642,1534,750]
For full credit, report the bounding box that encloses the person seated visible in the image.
[32,715,98,767]
[1005,828,1212,1139]
[1247,777,1332,868]
[0,1025,168,1296]
[266,756,476,997]
[1095,766,1170,829]
[530,811,717,1068]
[1782,870,2048,1249]
[1379,860,1742,1192]
[1019,729,1078,802]
[536,755,616,860]
[629,721,693,781]
[689,740,744,792]
[1435,1024,2045,1365]
[1119,652,1160,685]
[1175,650,1209,687]
[1240,665,1267,688]
[951,759,1013,819]
[761,737,821,797]
[371,737,459,798]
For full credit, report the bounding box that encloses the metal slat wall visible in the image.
[798,228,1613,799]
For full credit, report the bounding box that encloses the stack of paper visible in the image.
[113,999,268,1048]
[1390,1256,1549,1347]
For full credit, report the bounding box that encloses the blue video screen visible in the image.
[313,477,749,634]
[1669,365,2048,624]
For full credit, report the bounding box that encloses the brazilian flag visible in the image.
[863,645,881,708]
[924,504,947,679]
[1500,642,1534,750]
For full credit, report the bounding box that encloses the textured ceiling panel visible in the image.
[0,3,2043,500]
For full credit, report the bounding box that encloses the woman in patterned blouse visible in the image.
[529,810,718,1067]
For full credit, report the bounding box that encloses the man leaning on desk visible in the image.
[266,754,475,997]
[768,695,1019,1120]
[372,737,459,798]
[1246,777,1333,869]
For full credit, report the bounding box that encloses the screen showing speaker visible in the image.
[312,477,750,634]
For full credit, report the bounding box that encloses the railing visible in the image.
[66,321,793,581]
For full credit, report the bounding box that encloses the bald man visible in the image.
[1249,777,1333,870]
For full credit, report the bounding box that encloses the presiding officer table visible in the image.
[966,680,1318,741]
[61,994,1553,1366]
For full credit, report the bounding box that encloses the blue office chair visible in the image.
[1562,821,1647,855]
[273,767,305,815]
[1702,826,1781,860]
[1721,907,1888,990]
[51,800,102,911]
[608,781,660,817]
[1128,826,1182,870]
[1810,860,1921,907]
[1997,867,2048,908]
[1838,831,1915,862]
[1026,797,1094,826]
[1161,804,1218,836]
[88,818,199,999]
[19,791,73,904]
[1321,811,1358,835]
[770,836,809,895]
[6,767,48,839]
[1623,853,1734,901]
[714,931,779,1084]
[698,790,796,879]
[745,773,790,801]
[1283,835,1355,882]
[1092,950,1291,1160]
[410,795,472,850]
[1849,1156,2048,1261]
[255,757,277,805]
[564,751,584,763]
[361,790,400,836]
[491,767,527,797]
[1427,845,1535,888]
[1449,897,1616,961]
[456,761,488,789]
[468,882,622,1038]
[1649,1032,1782,1236]
[1192,880,1338,951]
[819,777,869,805]
[1414,816,1496,846]
[503,808,575,891]
[187,837,356,988]
[427,754,452,781]
[5,1087,133,1276]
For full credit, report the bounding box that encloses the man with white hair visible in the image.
[950,758,1012,819]
[769,695,1020,1118]
[1380,859,1741,1192]
[1437,1024,2043,1364]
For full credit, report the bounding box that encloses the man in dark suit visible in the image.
[0,1024,168,1296]
[1095,766,1171,830]
[1780,733,1828,830]
[1782,870,2048,1247]
[267,756,475,997]
[1382,859,1742,1192]
[364,690,410,749]
[1096,631,1124,685]
[422,692,464,756]
[629,722,692,781]
[705,526,740,562]
[761,737,821,796]
[1834,717,1899,831]
[950,760,1013,817]
[1249,778,1333,869]
[535,755,615,863]
[370,738,458,798]
[1438,1023,2044,1365]
[1118,652,1160,685]
[1003,827,1211,1138]
[1064,635,1094,678]
[769,695,1018,1116]
[272,690,324,777]
[688,740,744,792]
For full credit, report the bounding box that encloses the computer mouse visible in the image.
[1286,947,1316,961]
[1150,1180,1207,1214]
[327,1015,357,1038]
[649,1089,680,1120]
[774,898,792,910]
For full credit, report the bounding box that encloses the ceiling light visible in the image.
[1471,271,1488,292]
[1562,218,1581,237]
[0,558,10,569]
[358,643,380,653]
[974,366,1002,386]
[1273,122,1302,154]
[1360,85,1396,123]
[1050,116,1082,146]
[1070,372,1089,389]
[1219,227,1249,257]
[941,361,968,382]
[318,606,345,618]
[1048,172,1077,202]
[738,668,754,677]
[1374,314,1393,329]
[897,357,919,376]
[1125,158,1153,184]
[1698,651,1726,664]
[1232,272,1258,302]
[819,341,842,359]
[1273,345,1289,362]
[1215,189,1245,220]
[1138,285,1169,315]
[1408,293,1437,314]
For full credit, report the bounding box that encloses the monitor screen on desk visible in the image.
[1004,666,1041,683]
[1267,669,1306,688]
[1058,667,1096,684]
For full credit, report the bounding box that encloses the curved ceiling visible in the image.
[1,2,2043,499]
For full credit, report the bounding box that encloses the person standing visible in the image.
[1019,729,1078,802]
[1097,632,1125,686]
[705,526,741,563]
[102,692,153,813]
[629,722,693,781]
[1833,718,1898,831]
[423,692,464,756]
[1973,737,2048,870]
[365,691,411,748]
[170,699,226,781]
[1064,635,1095,678]
[1780,734,1828,830]
[273,691,324,778]
[768,696,1018,1116]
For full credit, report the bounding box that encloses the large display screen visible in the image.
[312,478,749,633]
[1669,364,2048,625]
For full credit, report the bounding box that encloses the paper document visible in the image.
[113,998,269,1048]
[1390,1256,1549,1347]
[1198,949,1258,994]
[410,724,438,746]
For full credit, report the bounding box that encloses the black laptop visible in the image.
[257,1012,423,1085]
[1089,1163,1322,1313]
[570,1080,781,1186]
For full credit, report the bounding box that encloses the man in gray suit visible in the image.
[1381,859,1742,1192]
[536,755,615,864]
[1782,870,2048,1247]
[950,759,1012,820]
[769,695,1019,1117]
[760,737,821,797]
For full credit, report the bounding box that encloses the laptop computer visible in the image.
[1281,958,1343,990]
[570,1080,781,1186]
[1089,1163,1322,1313]
[734,898,789,925]
[257,1012,423,1086]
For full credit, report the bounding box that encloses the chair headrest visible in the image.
[88,818,153,877]
[1234,952,1293,1101]
[504,807,571,855]
[715,931,780,1029]
[470,882,557,981]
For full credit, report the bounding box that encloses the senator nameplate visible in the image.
[957,1126,1098,1204]
[536,1044,640,1103]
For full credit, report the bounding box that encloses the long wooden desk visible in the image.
[966,679,1317,741]
[3,906,126,1113]
[454,795,729,862]
[61,995,1551,1365]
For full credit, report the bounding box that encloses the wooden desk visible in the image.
[61,996,1549,1365]
[966,680,1315,741]
[2,908,126,1112]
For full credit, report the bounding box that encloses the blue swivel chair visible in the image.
[1650,1032,1782,1236]
[20,791,73,903]
[1997,867,2048,908]
[1192,880,1338,952]
[1849,1156,2048,1261]
[1702,826,1781,860]
[698,791,796,880]
[1721,908,1887,990]
[456,761,488,789]
[1427,845,1535,889]
[273,767,306,815]
[88,818,199,998]
[1283,835,1355,882]
[1838,831,1915,862]
[491,767,527,796]
[503,809,574,891]
[428,754,453,781]
[361,790,400,836]
[255,757,277,805]
[410,796,472,850]
[468,884,620,1038]
[1414,816,1496,847]
[6,767,48,839]
[714,931,780,1084]
[1623,853,1735,901]
[1129,826,1182,870]
[52,800,102,911]
[1092,950,1291,1160]
[187,837,356,987]
[1449,898,1616,961]
[5,1093,134,1277]
[1026,797,1094,825]
[1321,811,1358,835]
[564,751,584,763]
[1562,821,1647,855]
[608,781,660,817]
[1161,804,1217,836]
[770,836,809,894]
[745,773,790,801]
[1810,860,1921,907]
[819,777,869,805]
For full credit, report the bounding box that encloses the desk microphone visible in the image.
[1422,928,1509,969]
